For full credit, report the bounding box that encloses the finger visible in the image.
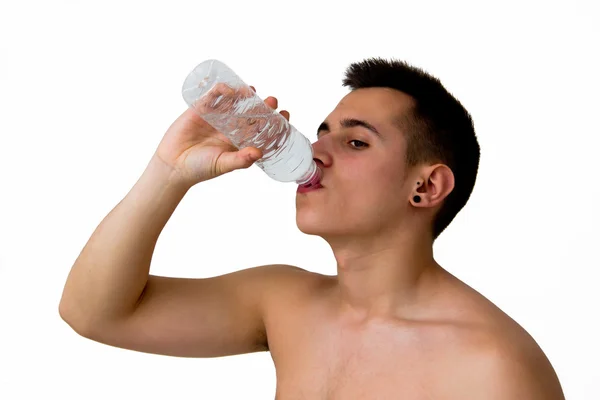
[238,147,263,170]
[216,147,260,175]
[243,146,263,162]
[212,82,235,96]
[280,110,290,121]
[264,96,278,109]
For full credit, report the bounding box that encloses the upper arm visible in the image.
[84,264,307,358]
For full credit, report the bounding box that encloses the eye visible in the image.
[349,140,368,149]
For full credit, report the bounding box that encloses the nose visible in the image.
[311,139,330,169]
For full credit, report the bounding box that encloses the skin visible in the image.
[272,88,565,398]
[59,87,565,399]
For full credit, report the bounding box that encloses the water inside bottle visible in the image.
[189,83,317,183]
[202,112,314,183]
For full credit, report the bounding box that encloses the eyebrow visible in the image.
[317,118,383,140]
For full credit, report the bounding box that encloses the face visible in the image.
[296,87,417,239]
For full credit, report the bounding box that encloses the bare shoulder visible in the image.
[457,322,566,399]
[438,274,565,399]
[257,263,332,305]
[256,263,332,340]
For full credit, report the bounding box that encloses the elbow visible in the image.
[58,298,96,339]
[58,298,127,344]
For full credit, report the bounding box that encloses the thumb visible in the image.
[218,147,263,173]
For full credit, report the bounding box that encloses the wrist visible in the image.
[145,153,193,192]
[132,155,193,204]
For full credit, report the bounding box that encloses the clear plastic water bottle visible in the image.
[181,59,322,188]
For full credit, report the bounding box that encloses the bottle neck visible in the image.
[296,161,322,186]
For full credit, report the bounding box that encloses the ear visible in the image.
[411,164,455,208]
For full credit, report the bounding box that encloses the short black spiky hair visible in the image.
[343,58,480,239]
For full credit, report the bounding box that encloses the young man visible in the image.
[59,58,565,399]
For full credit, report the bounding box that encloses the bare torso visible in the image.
[263,267,549,399]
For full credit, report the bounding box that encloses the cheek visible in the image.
[355,172,406,208]
[356,165,403,192]
[343,180,395,210]
[338,158,405,196]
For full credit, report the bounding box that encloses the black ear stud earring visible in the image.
[413,181,422,203]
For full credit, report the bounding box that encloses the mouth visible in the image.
[297,183,324,194]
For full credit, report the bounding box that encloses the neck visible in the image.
[327,226,442,322]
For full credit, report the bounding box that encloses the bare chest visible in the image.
[269,316,463,399]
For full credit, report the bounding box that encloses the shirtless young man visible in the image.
[59,58,565,399]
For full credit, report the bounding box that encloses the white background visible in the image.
[1,0,598,399]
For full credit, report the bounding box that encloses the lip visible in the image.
[297,184,324,194]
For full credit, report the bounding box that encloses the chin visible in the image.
[296,210,331,236]
[296,214,319,235]
[295,211,350,237]
[297,209,389,239]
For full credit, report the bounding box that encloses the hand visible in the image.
[153,85,290,188]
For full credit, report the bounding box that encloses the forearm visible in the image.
[59,154,191,330]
